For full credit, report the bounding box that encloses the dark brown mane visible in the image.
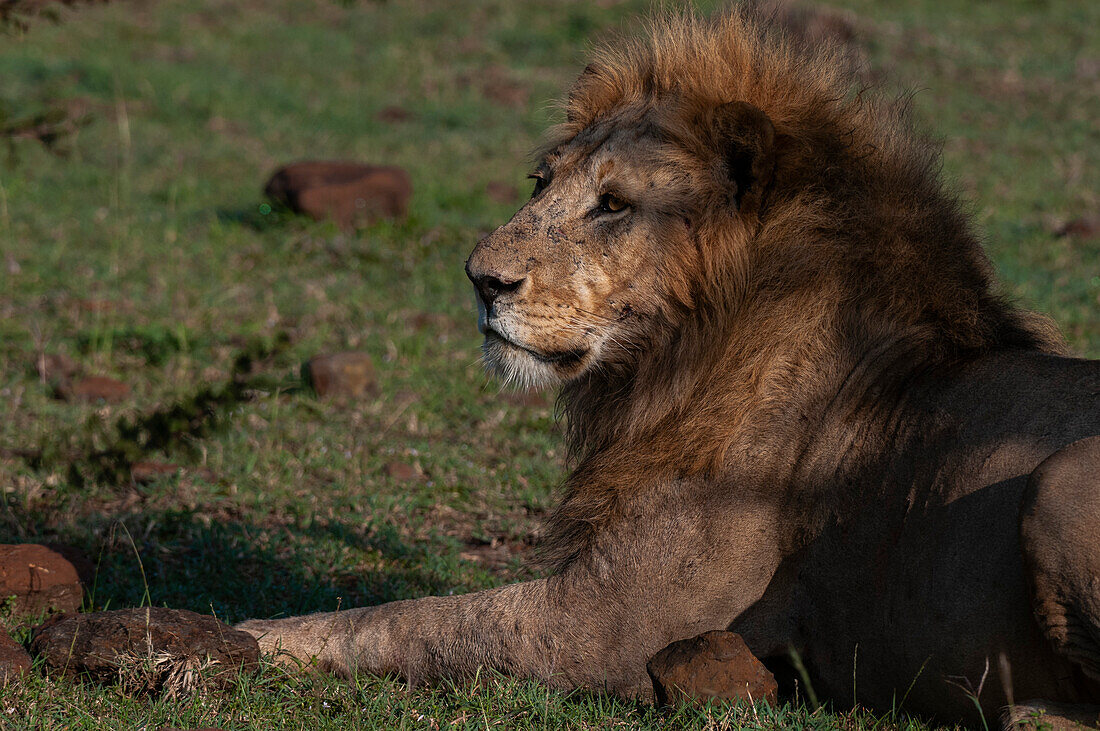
[537,8,1063,570]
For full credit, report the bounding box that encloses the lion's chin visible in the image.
[481,331,589,390]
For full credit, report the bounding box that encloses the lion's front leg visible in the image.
[236,610,363,673]
[236,576,656,697]
[236,491,785,698]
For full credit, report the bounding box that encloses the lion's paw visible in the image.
[235,618,318,669]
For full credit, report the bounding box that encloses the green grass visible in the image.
[0,0,1097,727]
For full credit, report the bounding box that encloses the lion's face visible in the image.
[465,124,705,389]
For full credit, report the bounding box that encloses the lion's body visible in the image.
[239,8,1100,725]
[734,351,1100,719]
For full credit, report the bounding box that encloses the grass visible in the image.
[0,0,1097,727]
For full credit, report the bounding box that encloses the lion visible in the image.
[238,8,1100,725]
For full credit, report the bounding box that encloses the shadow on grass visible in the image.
[215,204,296,232]
[25,333,299,486]
[69,508,458,625]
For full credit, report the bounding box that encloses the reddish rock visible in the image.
[304,352,377,398]
[486,181,519,205]
[264,161,412,229]
[0,628,31,683]
[58,375,130,403]
[0,544,83,618]
[377,105,412,123]
[31,607,259,687]
[383,461,418,480]
[1055,215,1100,240]
[647,630,777,707]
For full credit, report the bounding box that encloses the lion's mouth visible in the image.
[485,329,587,368]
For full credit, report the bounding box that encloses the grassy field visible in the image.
[0,0,1097,728]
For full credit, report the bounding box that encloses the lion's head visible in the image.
[465,81,776,392]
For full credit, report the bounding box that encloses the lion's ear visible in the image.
[567,63,604,124]
[712,101,776,215]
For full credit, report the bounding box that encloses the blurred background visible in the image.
[0,0,1097,726]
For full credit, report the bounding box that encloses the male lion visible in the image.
[239,9,1100,725]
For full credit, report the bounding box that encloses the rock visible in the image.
[1006,701,1100,730]
[31,607,259,690]
[0,544,83,618]
[0,628,31,683]
[377,105,412,123]
[1055,215,1100,240]
[264,161,412,229]
[647,630,777,708]
[382,461,418,480]
[57,375,130,403]
[304,352,377,398]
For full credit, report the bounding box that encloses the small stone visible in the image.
[58,375,130,403]
[264,161,412,229]
[377,105,412,123]
[0,628,31,683]
[1055,215,1100,240]
[31,607,259,689]
[647,630,777,708]
[0,544,83,618]
[383,461,418,480]
[304,352,377,398]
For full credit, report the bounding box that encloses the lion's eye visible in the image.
[598,193,629,214]
[528,173,548,198]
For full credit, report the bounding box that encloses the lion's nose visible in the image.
[465,261,526,306]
